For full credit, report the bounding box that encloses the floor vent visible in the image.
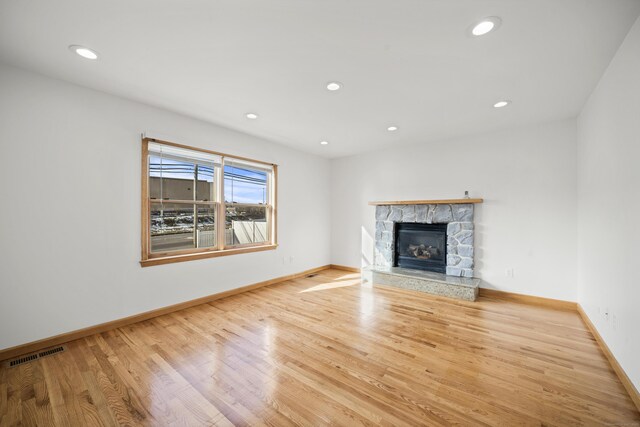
[39,346,65,358]
[9,353,38,367]
[306,274,318,278]
[7,346,65,367]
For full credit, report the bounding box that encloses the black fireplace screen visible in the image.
[394,223,447,273]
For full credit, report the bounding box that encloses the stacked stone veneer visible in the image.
[374,203,475,277]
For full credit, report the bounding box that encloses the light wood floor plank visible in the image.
[1,269,638,426]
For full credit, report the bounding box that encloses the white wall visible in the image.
[0,64,331,351]
[330,119,578,301]
[577,16,640,390]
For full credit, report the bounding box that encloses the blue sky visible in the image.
[224,165,267,204]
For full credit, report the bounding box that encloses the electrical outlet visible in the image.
[505,268,514,277]
[289,256,294,264]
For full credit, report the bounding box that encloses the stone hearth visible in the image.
[363,266,480,301]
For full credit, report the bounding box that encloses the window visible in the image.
[141,138,277,266]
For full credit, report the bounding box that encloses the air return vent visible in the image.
[39,346,65,358]
[8,353,38,367]
[7,346,65,367]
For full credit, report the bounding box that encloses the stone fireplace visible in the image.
[365,199,482,301]
[374,203,475,277]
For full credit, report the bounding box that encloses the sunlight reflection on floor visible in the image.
[358,287,375,320]
[336,272,360,280]
[298,277,361,293]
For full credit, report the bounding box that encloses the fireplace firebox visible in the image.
[394,223,447,273]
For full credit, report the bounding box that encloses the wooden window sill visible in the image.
[140,244,278,267]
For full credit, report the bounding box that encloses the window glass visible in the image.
[196,164,215,201]
[224,164,268,204]
[196,205,216,248]
[225,205,268,245]
[149,155,196,201]
[150,202,195,252]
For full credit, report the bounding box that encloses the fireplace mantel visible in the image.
[369,198,483,206]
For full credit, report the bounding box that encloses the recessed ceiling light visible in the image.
[326,82,342,91]
[493,100,511,108]
[387,126,399,132]
[471,17,502,36]
[245,113,258,119]
[68,45,98,60]
[320,140,329,145]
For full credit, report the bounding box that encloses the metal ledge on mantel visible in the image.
[368,198,483,206]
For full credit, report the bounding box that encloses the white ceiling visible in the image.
[1,0,639,158]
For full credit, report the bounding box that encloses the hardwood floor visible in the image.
[1,269,638,426]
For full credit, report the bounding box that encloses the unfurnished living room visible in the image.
[1,0,639,425]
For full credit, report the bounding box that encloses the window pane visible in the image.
[225,205,268,245]
[224,164,268,204]
[149,154,196,201]
[150,202,195,252]
[196,205,216,248]
[196,164,215,202]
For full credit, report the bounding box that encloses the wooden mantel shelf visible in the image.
[368,198,483,206]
